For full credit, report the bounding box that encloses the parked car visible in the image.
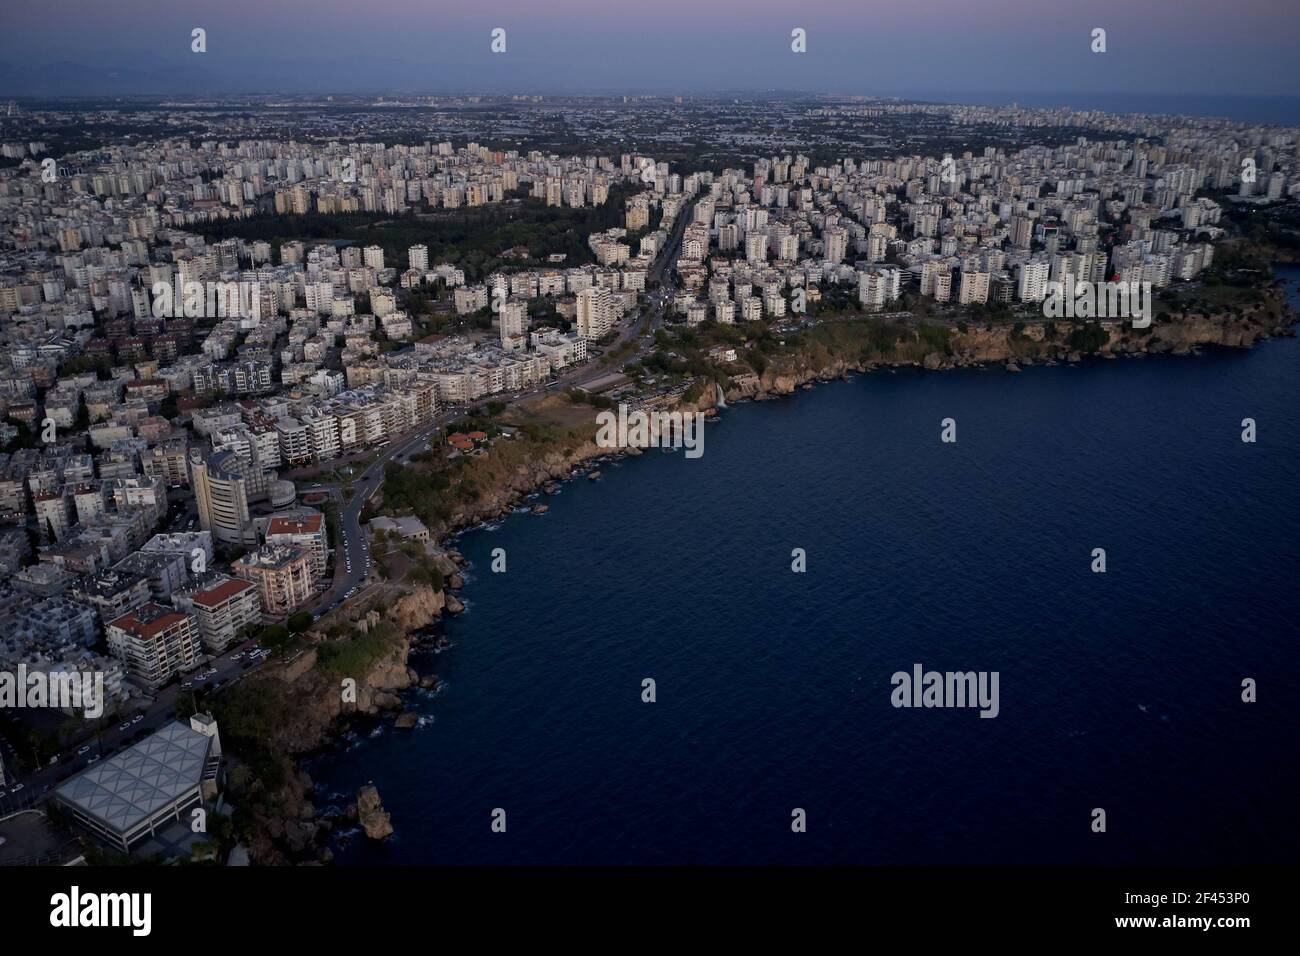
[87,755,100,764]
[131,714,144,724]
[77,745,91,756]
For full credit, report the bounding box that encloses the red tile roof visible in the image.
[108,604,189,639]
[191,577,255,609]
[267,514,323,536]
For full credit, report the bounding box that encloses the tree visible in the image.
[259,624,292,649]
[287,611,314,633]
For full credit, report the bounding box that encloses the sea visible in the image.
[309,266,1300,865]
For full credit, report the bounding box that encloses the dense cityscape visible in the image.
[0,89,1297,866]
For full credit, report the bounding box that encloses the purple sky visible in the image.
[1,0,1297,98]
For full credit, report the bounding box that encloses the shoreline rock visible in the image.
[355,784,394,841]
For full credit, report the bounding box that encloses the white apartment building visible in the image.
[575,286,615,341]
[174,576,262,652]
[1017,259,1051,302]
[106,603,202,691]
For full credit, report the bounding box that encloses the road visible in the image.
[0,192,699,809]
[313,195,698,618]
[308,418,446,618]
[0,637,270,814]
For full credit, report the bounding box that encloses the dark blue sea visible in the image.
[312,267,1300,865]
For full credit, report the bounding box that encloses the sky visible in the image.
[0,0,1297,100]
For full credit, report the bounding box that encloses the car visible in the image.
[87,755,100,764]
[131,714,144,724]
[180,681,192,690]
[9,783,24,794]
[77,745,91,756]
[230,653,243,662]
[119,721,131,731]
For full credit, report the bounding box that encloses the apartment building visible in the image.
[105,603,202,691]
[174,575,262,652]
[264,512,328,581]
[232,544,314,616]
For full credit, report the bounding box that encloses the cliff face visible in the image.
[386,583,447,633]
[447,439,604,529]
[228,581,447,864]
[728,302,1295,399]
[266,583,447,755]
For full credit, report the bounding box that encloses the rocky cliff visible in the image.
[222,580,447,864]
[728,297,1295,400]
[447,440,605,530]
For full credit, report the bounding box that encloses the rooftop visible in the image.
[190,576,256,609]
[55,720,212,837]
[266,514,322,536]
[108,603,189,638]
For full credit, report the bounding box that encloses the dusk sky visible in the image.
[0,0,1297,98]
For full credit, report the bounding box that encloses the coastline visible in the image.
[225,270,1298,864]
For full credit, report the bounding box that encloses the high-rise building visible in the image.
[500,300,527,348]
[189,450,260,549]
[264,513,328,581]
[106,603,202,691]
[575,287,614,341]
[232,544,314,616]
[174,575,262,652]
[1017,259,1051,302]
[959,269,991,305]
